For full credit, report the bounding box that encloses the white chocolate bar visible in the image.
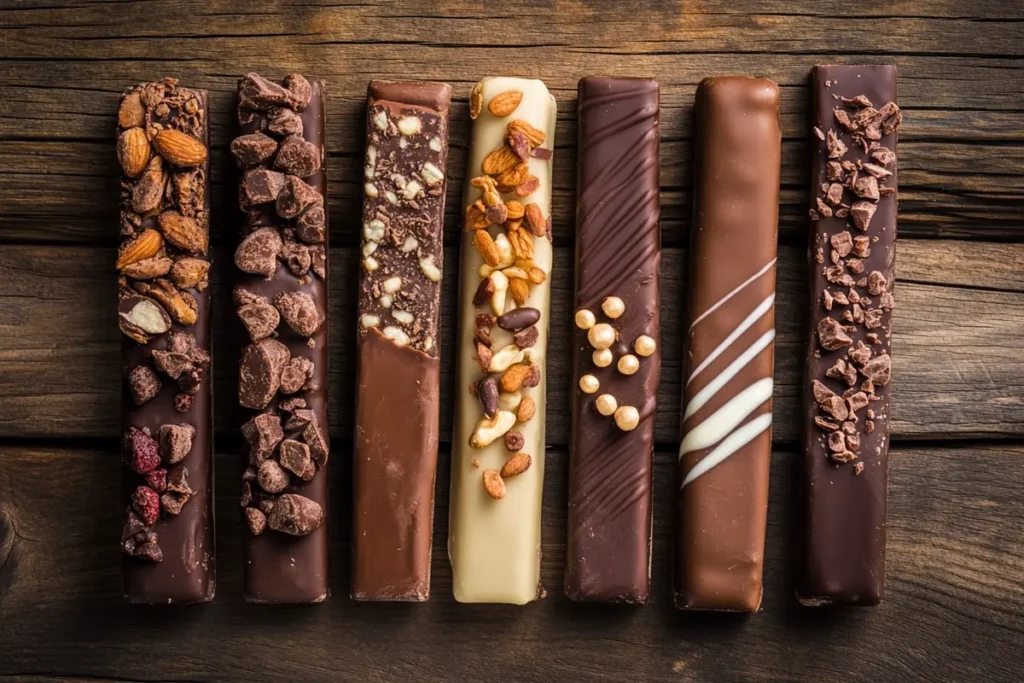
[449,77,556,604]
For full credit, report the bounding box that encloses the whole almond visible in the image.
[501,363,531,393]
[170,257,211,290]
[495,162,530,191]
[524,203,546,236]
[469,82,484,120]
[509,277,530,305]
[507,119,546,147]
[118,91,145,129]
[501,452,532,479]
[505,200,525,220]
[482,470,506,500]
[517,395,536,423]
[488,90,523,118]
[515,175,541,197]
[139,279,197,326]
[122,256,173,280]
[158,211,208,255]
[117,127,151,178]
[473,229,500,267]
[117,229,164,270]
[481,145,519,176]
[153,128,208,167]
[508,227,534,260]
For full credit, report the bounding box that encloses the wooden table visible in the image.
[1,2,1022,681]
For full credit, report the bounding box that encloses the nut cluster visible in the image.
[575,295,657,432]
[466,88,552,501]
[810,91,901,471]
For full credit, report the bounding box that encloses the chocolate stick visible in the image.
[232,73,330,603]
[117,78,215,604]
[352,80,451,601]
[449,77,556,604]
[566,77,660,603]
[799,65,901,607]
[674,76,781,612]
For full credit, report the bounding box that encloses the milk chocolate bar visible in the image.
[449,77,556,604]
[566,77,660,603]
[352,80,451,601]
[116,78,215,604]
[232,73,329,603]
[799,65,901,607]
[675,76,781,612]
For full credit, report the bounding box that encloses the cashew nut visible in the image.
[469,410,516,448]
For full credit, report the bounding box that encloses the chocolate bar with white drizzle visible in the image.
[449,77,556,604]
[675,76,781,612]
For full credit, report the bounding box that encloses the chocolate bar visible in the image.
[116,78,215,604]
[565,77,660,603]
[352,80,451,601]
[674,76,781,612]
[449,77,556,604]
[799,65,901,607]
[232,73,329,603]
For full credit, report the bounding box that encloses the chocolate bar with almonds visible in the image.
[566,77,660,603]
[117,78,215,604]
[799,65,900,607]
[449,77,556,604]
[232,73,330,603]
[352,79,451,601]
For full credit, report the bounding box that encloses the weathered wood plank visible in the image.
[0,443,1020,682]
[1,241,1022,442]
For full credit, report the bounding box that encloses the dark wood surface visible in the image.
[0,1,1022,681]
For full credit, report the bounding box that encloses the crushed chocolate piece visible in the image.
[238,302,280,341]
[273,290,323,337]
[274,135,321,178]
[239,338,291,409]
[242,412,284,465]
[128,365,161,405]
[245,507,267,536]
[817,317,852,350]
[267,493,324,536]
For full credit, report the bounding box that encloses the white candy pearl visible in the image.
[634,335,657,357]
[614,405,640,432]
[579,374,600,394]
[575,309,596,330]
[602,296,625,319]
[595,394,618,416]
[592,348,613,368]
[617,354,640,376]
[588,323,616,350]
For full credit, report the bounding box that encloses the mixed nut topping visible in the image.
[810,89,901,470]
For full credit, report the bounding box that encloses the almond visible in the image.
[488,90,523,118]
[117,229,164,270]
[465,200,490,231]
[170,257,211,290]
[118,91,145,129]
[131,156,166,214]
[501,363,532,393]
[505,200,525,220]
[495,162,530,192]
[469,82,484,120]
[508,227,534,260]
[136,279,197,326]
[501,452,532,478]
[509,277,530,305]
[473,229,500,267]
[153,128,208,167]
[481,145,519,176]
[515,176,541,197]
[122,256,173,280]
[482,470,505,500]
[158,211,208,255]
[516,395,536,423]
[524,203,546,236]
[117,127,151,178]
[508,119,546,147]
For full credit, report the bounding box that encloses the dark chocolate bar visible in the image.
[799,65,901,607]
[117,78,215,604]
[566,77,660,603]
[232,73,330,603]
[352,79,451,601]
[674,76,781,612]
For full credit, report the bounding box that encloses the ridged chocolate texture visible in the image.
[566,77,660,603]
[674,76,781,612]
[233,74,330,603]
[352,79,451,601]
[799,65,900,607]
[117,79,215,604]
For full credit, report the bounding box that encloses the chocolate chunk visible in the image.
[161,491,189,516]
[283,73,312,110]
[817,317,852,350]
[241,169,287,206]
[231,132,278,169]
[158,423,195,465]
[850,201,877,231]
[853,176,880,201]
[303,418,329,468]
[496,307,540,332]
[295,206,326,244]
[309,245,326,279]
[867,271,888,296]
[266,493,323,536]
[871,146,896,166]
[238,72,305,111]
[238,302,280,341]
[283,408,315,431]
[279,357,315,394]
[235,227,283,279]
[245,507,267,536]
[814,416,839,431]
[277,175,322,220]
[279,439,312,478]
[812,379,835,404]
[267,107,304,137]
[258,459,290,494]
[273,291,323,337]
[242,412,284,465]
[827,431,846,453]
[280,239,312,277]
[239,338,291,409]
[279,397,307,413]
[233,286,268,308]
[861,353,892,386]
[821,395,849,422]
[826,183,844,205]
[826,129,847,159]
[830,231,853,258]
[274,135,321,178]
[128,365,161,405]
[864,308,884,329]
[847,391,870,414]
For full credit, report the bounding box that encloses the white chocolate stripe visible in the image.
[689,258,776,331]
[681,413,774,488]
[687,294,775,386]
[679,377,774,457]
[684,328,776,420]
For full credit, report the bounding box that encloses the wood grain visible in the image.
[1,241,1022,443]
[0,443,1021,682]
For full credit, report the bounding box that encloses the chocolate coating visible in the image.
[674,77,780,612]
[566,77,660,603]
[799,65,899,607]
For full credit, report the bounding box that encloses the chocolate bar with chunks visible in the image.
[352,79,451,601]
[800,65,901,607]
[117,78,215,604]
[231,73,330,603]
